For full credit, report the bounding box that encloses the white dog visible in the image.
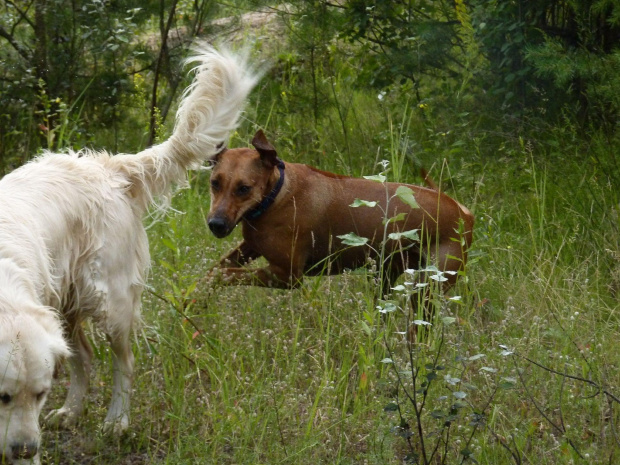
[0,46,258,464]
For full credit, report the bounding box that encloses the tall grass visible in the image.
[32,40,620,465]
[38,119,619,465]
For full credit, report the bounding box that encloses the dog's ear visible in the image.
[208,142,227,167]
[251,130,279,168]
[49,330,70,378]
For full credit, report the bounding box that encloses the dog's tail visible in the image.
[420,167,439,190]
[109,45,259,210]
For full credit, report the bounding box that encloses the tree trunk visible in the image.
[147,0,179,146]
[33,0,48,84]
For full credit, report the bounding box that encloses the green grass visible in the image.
[38,141,620,463]
[32,39,620,465]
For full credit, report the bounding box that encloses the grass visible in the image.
[26,36,620,465]
[38,137,620,463]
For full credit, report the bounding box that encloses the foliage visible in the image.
[3,1,620,464]
[339,0,464,92]
[470,0,620,126]
[0,0,215,167]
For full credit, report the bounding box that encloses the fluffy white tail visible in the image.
[110,45,259,209]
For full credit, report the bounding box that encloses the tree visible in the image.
[338,0,465,99]
[0,0,215,167]
[471,0,620,127]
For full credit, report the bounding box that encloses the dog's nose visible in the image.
[208,217,230,238]
[11,441,39,460]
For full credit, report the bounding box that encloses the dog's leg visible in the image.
[210,244,306,289]
[409,238,468,327]
[205,242,261,288]
[379,253,408,299]
[220,241,260,267]
[432,239,467,288]
[103,326,134,435]
[46,323,93,428]
[216,262,302,289]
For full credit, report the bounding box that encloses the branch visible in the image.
[514,349,620,404]
[0,24,31,60]
[407,330,429,464]
[383,337,419,460]
[512,356,584,460]
[486,427,522,465]
[146,287,208,345]
[147,0,179,146]
[5,0,36,30]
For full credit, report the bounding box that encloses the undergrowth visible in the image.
[26,25,620,464]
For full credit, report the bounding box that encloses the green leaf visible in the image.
[184,280,197,296]
[395,185,420,209]
[161,237,178,253]
[430,273,449,282]
[383,212,406,225]
[158,259,175,273]
[499,380,516,390]
[388,229,419,241]
[453,391,467,399]
[363,174,386,183]
[377,302,398,313]
[350,198,377,208]
[383,402,399,412]
[337,232,369,246]
[499,377,517,390]
[442,316,457,325]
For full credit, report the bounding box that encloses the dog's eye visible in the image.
[0,393,11,405]
[210,179,221,192]
[236,185,251,196]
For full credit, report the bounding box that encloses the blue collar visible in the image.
[244,161,285,221]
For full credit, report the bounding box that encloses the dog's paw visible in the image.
[102,413,129,436]
[13,455,41,465]
[203,268,224,286]
[45,407,80,429]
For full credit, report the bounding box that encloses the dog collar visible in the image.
[244,161,285,221]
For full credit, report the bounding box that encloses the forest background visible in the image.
[1,1,620,464]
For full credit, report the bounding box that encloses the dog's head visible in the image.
[207,130,282,238]
[0,311,69,464]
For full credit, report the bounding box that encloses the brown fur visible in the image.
[206,130,474,296]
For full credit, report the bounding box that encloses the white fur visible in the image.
[0,45,258,464]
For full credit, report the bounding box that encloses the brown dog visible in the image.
[206,130,474,297]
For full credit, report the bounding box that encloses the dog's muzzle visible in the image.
[208,217,233,238]
[9,441,39,462]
